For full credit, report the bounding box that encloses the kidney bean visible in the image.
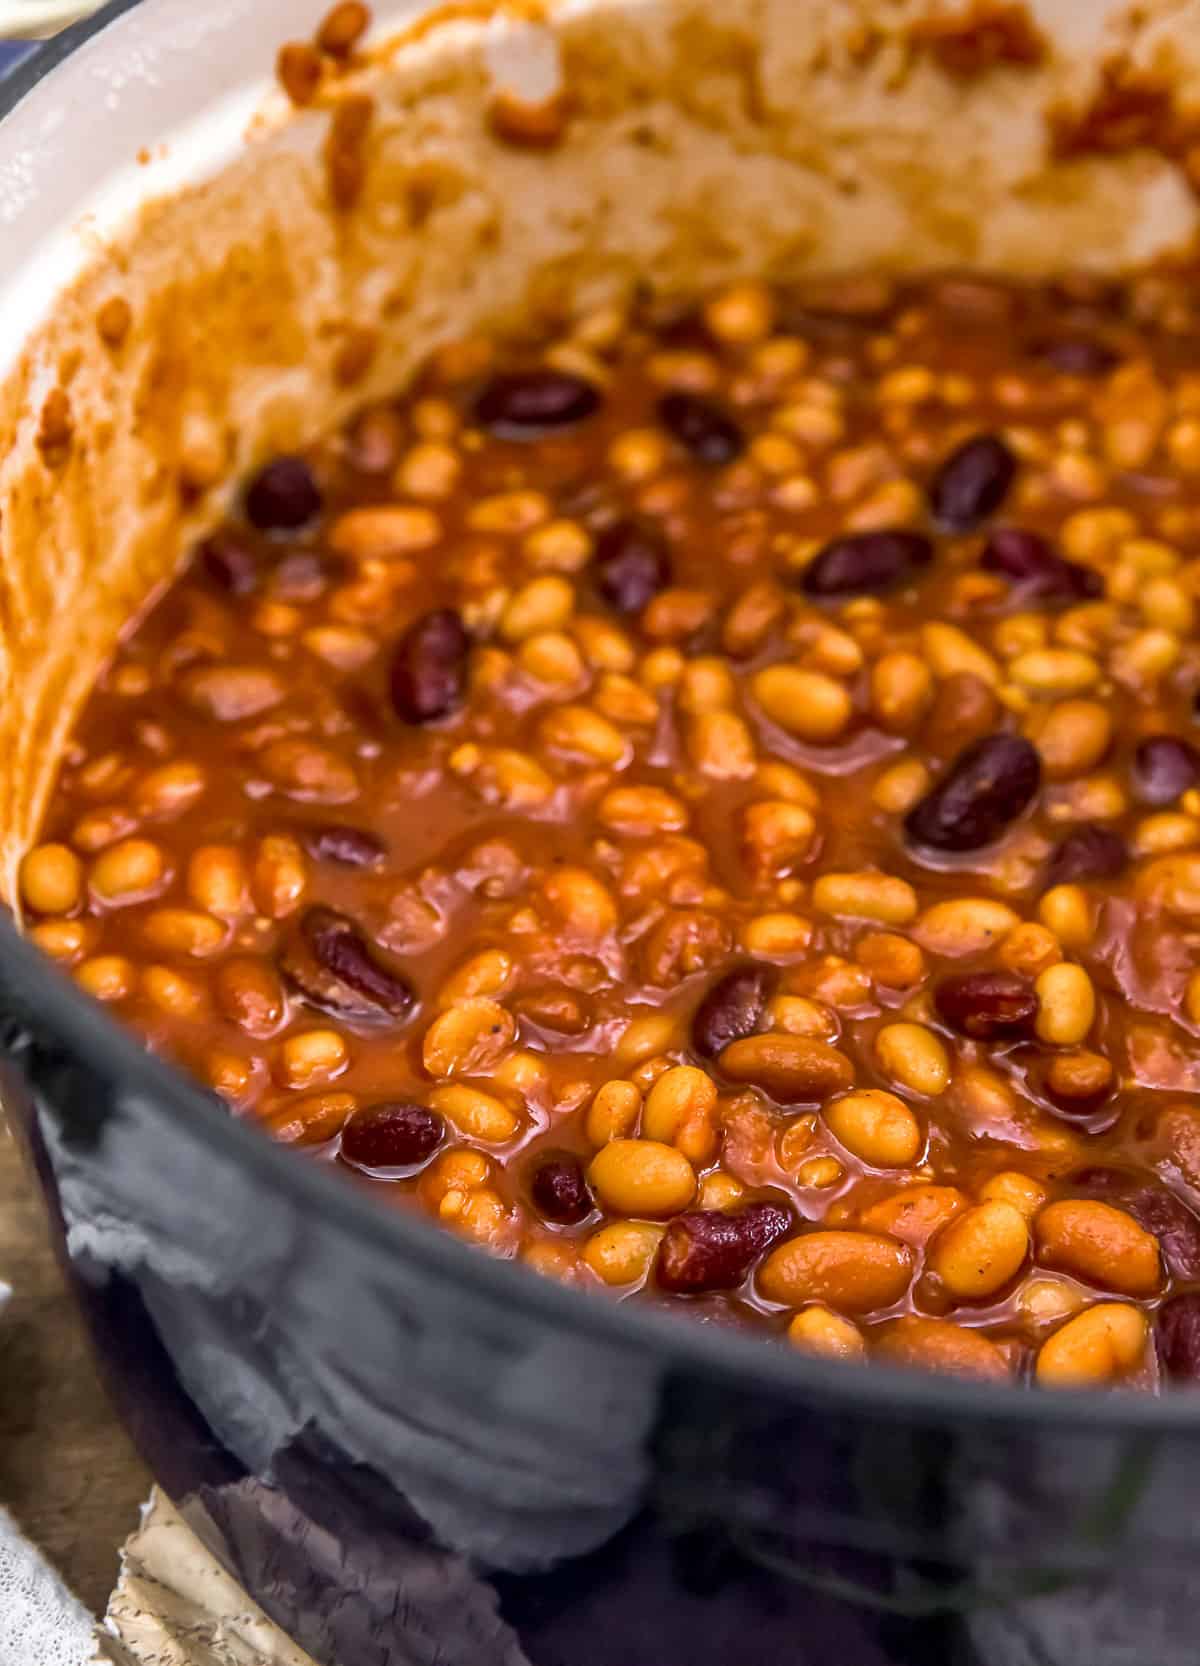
[244,456,323,530]
[1131,735,1200,806]
[199,529,259,595]
[1068,1166,1134,1195]
[928,433,1017,531]
[282,906,416,1022]
[1157,1292,1200,1383]
[718,1034,855,1104]
[980,528,1101,600]
[474,369,601,437]
[302,823,388,869]
[934,971,1038,1040]
[905,734,1041,852]
[390,608,470,724]
[1046,825,1127,887]
[531,1152,593,1224]
[340,1101,444,1169]
[593,518,672,614]
[691,963,776,1059]
[657,1200,792,1293]
[280,941,384,1022]
[1127,1186,1200,1281]
[801,530,933,598]
[1030,337,1121,377]
[657,391,745,464]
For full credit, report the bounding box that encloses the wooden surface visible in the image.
[0,1115,151,1616]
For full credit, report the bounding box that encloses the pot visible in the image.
[2,3,1200,1662]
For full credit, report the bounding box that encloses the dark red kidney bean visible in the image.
[801,530,933,598]
[657,1201,792,1294]
[1131,735,1200,806]
[1156,1292,1200,1383]
[340,1101,444,1169]
[934,971,1038,1040]
[302,823,388,868]
[1125,1186,1200,1282]
[657,391,745,464]
[474,370,601,438]
[530,1153,593,1224]
[299,906,416,1020]
[980,528,1102,600]
[692,963,776,1059]
[1046,825,1127,888]
[199,529,259,595]
[279,926,382,1023]
[928,433,1017,531]
[245,456,323,530]
[1030,337,1121,377]
[390,608,469,725]
[592,517,672,614]
[904,734,1041,853]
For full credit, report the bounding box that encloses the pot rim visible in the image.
[2,0,1197,1437]
[0,0,139,111]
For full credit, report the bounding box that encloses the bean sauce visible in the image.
[30,270,1200,1390]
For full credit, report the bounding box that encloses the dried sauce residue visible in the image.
[489,89,571,149]
[325,95,375,212]
[909,2,1045,78]
[317,1,371,59]
[1050,56,1200,196]
[277,1,372,108]
[277,42,324,108]
[35,388,72,463]
[95,296,132,349]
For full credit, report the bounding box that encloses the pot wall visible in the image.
[6,938,1200,1666]
[5,3,1200,1663]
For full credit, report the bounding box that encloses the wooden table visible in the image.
[0,1118,151,1616]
